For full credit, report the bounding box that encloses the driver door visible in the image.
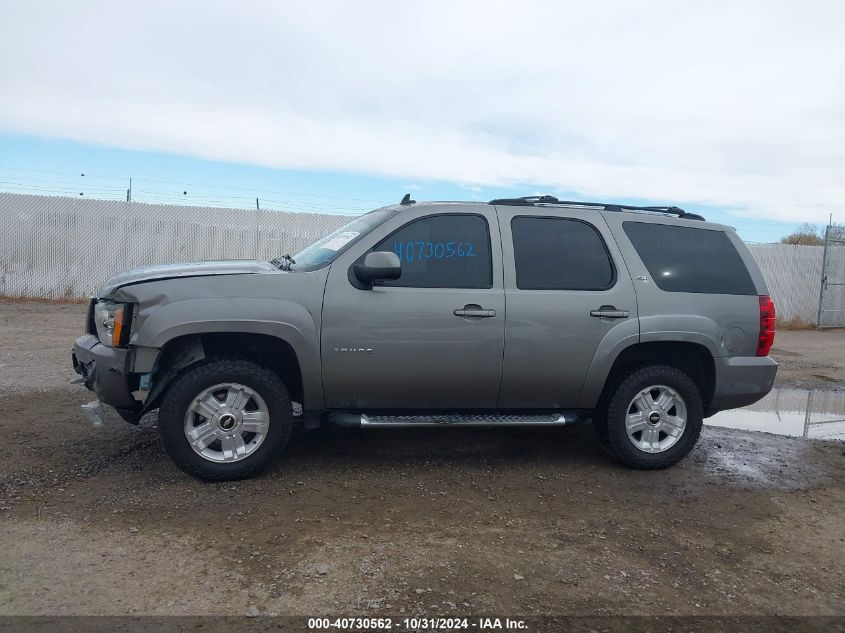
[320,206,505,409]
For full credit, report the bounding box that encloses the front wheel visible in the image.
[602,365,703,469]
[158,359,292,480]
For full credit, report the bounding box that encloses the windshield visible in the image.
[280,207,398,272]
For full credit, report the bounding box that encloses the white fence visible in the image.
[0,193,352,299]
[0,193,831,323]
[746,243,823,323]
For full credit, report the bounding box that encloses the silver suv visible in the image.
[72,195,778,480]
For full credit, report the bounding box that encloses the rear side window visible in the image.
[511,216,615,290]
[372,214,492,288]
[623,221,755,295]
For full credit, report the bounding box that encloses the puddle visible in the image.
[707,387,845,440]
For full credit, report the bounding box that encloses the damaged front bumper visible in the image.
[72,333,142,423]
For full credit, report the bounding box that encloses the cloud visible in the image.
[1,0,844,222]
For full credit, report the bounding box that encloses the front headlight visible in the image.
[94,300,130,348]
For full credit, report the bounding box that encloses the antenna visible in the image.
[400,193,416,205]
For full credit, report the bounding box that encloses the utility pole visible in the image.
[256,197,260,210]
[126,178,132,202]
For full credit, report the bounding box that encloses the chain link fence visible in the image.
[0,192,840,325]
[818,224,845,327]
[0,192,353,298]
[745,243,825,324]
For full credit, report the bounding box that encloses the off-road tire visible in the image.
[602,364,703,469]
[158,359,292,481]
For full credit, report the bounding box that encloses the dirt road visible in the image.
[0,301,843,618]
[771,330,845,389]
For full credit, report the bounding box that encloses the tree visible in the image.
[780,223,824,246]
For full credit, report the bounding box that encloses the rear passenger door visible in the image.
[496,207,638,408]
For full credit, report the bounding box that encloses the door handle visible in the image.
[454,304,496,318]
[590,305,629,319]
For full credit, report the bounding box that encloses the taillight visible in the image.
[757,295,776,356]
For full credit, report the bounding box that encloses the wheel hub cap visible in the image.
[625,384,687,453]
[183,382,271,463]
[217,412,237,430]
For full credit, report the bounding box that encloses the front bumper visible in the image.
[71,333,138,411]
[706,355,779,416]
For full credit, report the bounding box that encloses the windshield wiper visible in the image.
[270,254,296,271]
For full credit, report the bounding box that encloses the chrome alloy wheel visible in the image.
[625,384,687,453]
[183,382,270,463]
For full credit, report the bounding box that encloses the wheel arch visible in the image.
[582,340,716,410]
[130,297,322,411]
[140,330,309,414]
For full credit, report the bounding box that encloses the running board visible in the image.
[326,411,583,429]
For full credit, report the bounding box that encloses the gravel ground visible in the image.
[0,301,843,619]
[771,330,845,389]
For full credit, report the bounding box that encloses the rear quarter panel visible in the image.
[602,212,765,360]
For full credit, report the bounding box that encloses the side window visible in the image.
[623,221,755,295]
[511,216,615,290]
[372,214,492,288]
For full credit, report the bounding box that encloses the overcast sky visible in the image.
[1,0,844,224]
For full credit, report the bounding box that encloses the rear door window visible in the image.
[623,221,755,294]
[511,216,616,290]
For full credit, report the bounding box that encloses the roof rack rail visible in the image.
[488,195,560,206]
[488,196,705,221]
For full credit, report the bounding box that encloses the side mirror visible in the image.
[353,251,401,287]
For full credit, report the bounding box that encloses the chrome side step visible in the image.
[327,411,582,429]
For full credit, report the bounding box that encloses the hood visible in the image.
[100,259,278,296]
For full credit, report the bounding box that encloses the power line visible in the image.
[0,185,364,215]
[0,165,392,205]
[0,167,378,214]
[0,181,126,197]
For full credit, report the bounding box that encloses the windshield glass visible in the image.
[283,207,398,272]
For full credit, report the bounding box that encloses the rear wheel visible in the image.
[158,359,292,480]
[602,365,703,469]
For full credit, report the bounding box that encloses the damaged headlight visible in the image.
[93,300,131,348]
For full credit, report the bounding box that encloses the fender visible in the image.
[130,297,323,409]
[637,314,723,358]
[577,314,722,408]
